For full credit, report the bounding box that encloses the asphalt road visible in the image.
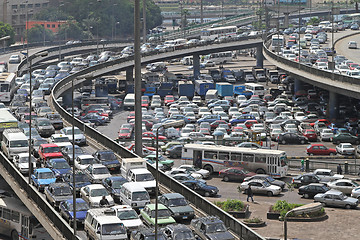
[335,31,360,63]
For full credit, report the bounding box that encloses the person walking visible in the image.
[337,164,342,175]
[247,186,254,202]
[300,159,305,172]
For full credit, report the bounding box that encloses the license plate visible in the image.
[182,216,188,219]
[110,168,115,170]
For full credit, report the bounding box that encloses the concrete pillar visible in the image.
[126,67,133,82]
[256,45,263,68]
[61,89,72,108]
[328,91,339,121]
[193,53,200,79]
[294,79,303,95]
[284,13,290,28]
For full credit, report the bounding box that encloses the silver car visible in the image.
[327,179,360,195]
[314,190,358,209]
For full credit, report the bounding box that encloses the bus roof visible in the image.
[204,25,237,31]
[0,73,15,83]
[0,196,31,215]
[0,109,17,125]
[184,143,286,155]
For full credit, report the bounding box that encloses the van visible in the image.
[120,157,147,177]
[84,208,127,240]
[126,168,156,195]
[123,93,135,110]
[205,89,218,103]
[245,83,265,96]
[119,182,151,210]
[1,128,28,159]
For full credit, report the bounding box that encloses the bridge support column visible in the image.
[284,13,290,28]
[256,45,263,68]
[126,67,133,82]
[61,89,72,108]
[294,79,303,95]
[193,53,200,79]
[328,91,339,121]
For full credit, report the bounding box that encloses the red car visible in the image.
[142,132,167,140]
[306,144,337,156]
[127,143,156,152]
[348,63,359,70]
[126,111,135,122]
[128,119,153,130]
[310,119,331,127]
[118,128,132,139]
[164,95,175,105]
[219,167,256,182]
[38,144,63,163]
[141,99,149,108]
[303,129,317,141]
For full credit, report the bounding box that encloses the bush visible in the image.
[244,217,263,223]
[272,200,304,218]
[215,199,245,212]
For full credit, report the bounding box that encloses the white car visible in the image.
[294,112,306,121]
[178,165,210,179]
[60,127,86,145]
[313,62,328,70]
[13,153,37,174]
[9,54,21,64]
[165,168,203,180]
[328,179,360,195]
[111,205,143,230]
[240,179,281,196]
[304,33,313,41]
[320,129,334,141]
[80,184,114,208]
[348,41,357,49]
[84,164,112,184]
[284,124,298,133]
[48,134,72,147]
[270,129,283,141]
[75,154,95,170]
[313,169,344,182]
[336,143,355,155]
[351,187,360,199]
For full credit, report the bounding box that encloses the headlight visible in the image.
[174,212,180,216]
[131,203,137,207]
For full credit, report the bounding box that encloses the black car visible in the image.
[298,183,330,199]
[161,224,196,240]
[191,216,235,240]
[167,145,183,159]
[292,173,321,188]
[79,113,105,126]
[182,180,219,197]
[277,132,308,144]
[131,226,166,240]
[92,150,121,172]
[102,176,128,202]
[63,171,91,196]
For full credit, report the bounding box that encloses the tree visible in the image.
[0,22,15,45]
[307,17,320,26]
[27,24,54,43]
[57,20,91,41]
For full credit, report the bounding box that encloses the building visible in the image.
[0,0,50,41]
[27,20,66,33]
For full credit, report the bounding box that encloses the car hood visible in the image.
[137,180,156,188]
[169,205,194,214]
[53,168,71,176]
[52,195,72,202]
[69,210,87,220]
[203,185,218,192]
[18,162,36,169]
[43,152,63,158]
[121,219,143,228]
[38,178,56,185]
[206,231,235,240]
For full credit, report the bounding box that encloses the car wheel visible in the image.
[300,139,305,144]
[203,165,214,175]
[256,168,266,174]
[204,191,210,197]
[304,193,310,199]
[345,204,351,209]
[356,140,360,145]
[11,230,18,240]
[223,176,229,182]
[329,152,335,156]
[336,140,341,145]
[267,191,273,197]
[309,153,314,156]
[281,140,286,144]
[172,153,178,159]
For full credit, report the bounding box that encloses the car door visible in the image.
[249,182,262,194]
[233,169,244,181]
[322,194,334,206]
[332,194,345,207]
[334,182,347,193]
[311,146,320,155]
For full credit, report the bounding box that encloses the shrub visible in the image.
[215,199,245,212]
[244,217,263,223]
[272,200,304,218]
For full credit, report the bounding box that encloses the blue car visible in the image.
[31,168,56,192]
[102,176,128,202]
[197,115,221,124]
[46,158,71,176]
[93,150,121,172]
[59,198,89,225]
[182,180,219,197]
[229,114,256,125]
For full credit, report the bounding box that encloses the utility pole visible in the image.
[200,0,203,24]
[143,0,147,43]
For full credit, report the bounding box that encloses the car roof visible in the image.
[40,143,59,148]
[36,168,53,173]
[162,193,185,199]
[325,189,343,195]
[146,204,167,210]
[87,184,105,190]
[48,182,69,188]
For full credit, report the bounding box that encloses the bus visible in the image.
[0,195,51,239]
[342,13,360,24]
[271,35,284,53]
[200,26,237,41]
[182,144,288,178]
[0,72,16,103]
[0,109,18,137]
[204,51,232,64]
[245,83,265,96]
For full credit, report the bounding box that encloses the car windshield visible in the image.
[117,209,138,220]
[206,222,226,233]
[53,161,70,169]
[266,176,275,182]
[48,115,61,120]
[136,173,154,181]
[53,187,71,196]
[151,209,170,218]
[10,140,28,148]
[263,181,271,187]
[19,156,36,163]
[66,129,82,134]
[53,137,69,142]
[168,198,187,207]
[80,158,94,165]
[102,223,126,235]
[99,152,117,161]
[119,129,130,133]
[73,174,89,183]
[44,147,60,153]
[90,188,108,197]
[352,181,360,187]
[68,201,89,211]
[112,179,127,188]
[132,191,149,201]
[39,172,54,179]
[93,167,109,175]
[343,145,353,149]
[174,230,194,240]
[34,140,47,147]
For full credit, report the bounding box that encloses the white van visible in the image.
[119,182,150,210]
[123,93,135,110]
[126,168,156,195]
[245,83,265,96]
[205,89,218,103]
[84,208,127,240]
[1,128,28,159]
[120,157,147,177]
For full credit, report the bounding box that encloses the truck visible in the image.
[194,79,215,97]
[233,85,253,97]
[215,83,233,97]
[208,69,221,82]
[267,69,279,83]
[178,81,194,99]
[144,86,157,97]
[120,157,147,177]
[221,69,236,83]
[157,82,173,97]
[252,67,266,82]
[243,70,255,82]
[0,109,18,140]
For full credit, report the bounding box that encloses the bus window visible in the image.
[255,155,266,163]
[204,151,217,159]
[219,152,229,160]
[12,211,19,222]
[243,154,254,162]
[3,209,10,219]
[231,153,241,161]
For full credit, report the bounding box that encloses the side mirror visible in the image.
[96,230,101,234]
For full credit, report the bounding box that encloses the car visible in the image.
[8,54,21,64]
[351,187,360,199]
[111,205,143,231]
[118,128,132,139]
[93,150,121,172]
[161,224,197,239]
[314,189,358,209]
[102,176,128,202]
[303,129,317,141]
[80,184,114,208]
[306,144,337,156]
[144,154,174,170]
[320,128,335,141]
[277,132,308,144]
[197,114,221,124]
[313,169,344,182]
[140,204,176,227]
[166,168,202,180]
[63,170,91,195]
[172,173,206,184]
[46,158,71,176]
[178,165,210,179]
[236,142,262,149]
[84,164,112,184]
[142,131,167,141]
[219,167,256,182]
[292,173,320,188]
[45,112,64,129]
[332,133,360,145]
[61,144,85,164]
[60,127,86,145]
[327,179,360,195]
[59,198,89,225]
[240,179,281,196]
[348,41,357,49]
[38,144,63,163]
[80,113,107,125]
[48,134,72,147]
[191,216,235,240]
[182,180,219,197]
[158,193,195,222]
[34,117,55,137]
[13,153,37,174]
[298,183,330,199]
[31,168,56,192]
[336,143,355,155]
[243,174,286,189]
[130,226,167,240]
[44,183,72,208]
[74,154,95,170]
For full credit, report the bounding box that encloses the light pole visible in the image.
[115,22,120,40]
[155,120,184,239]
[27,51,48,184]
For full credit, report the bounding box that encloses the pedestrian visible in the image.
[300,159,305,172]
[100,196,109,207]
[247,185,254,202]
[337,164,342,175]
[55,175,63,183]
